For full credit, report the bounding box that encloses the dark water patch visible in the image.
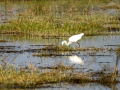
[89,55,111,56]
[0,45,21,48]
[0,50,23,53]
[30,44,55,46]
[104,45,120,46]
[98,62,110,63]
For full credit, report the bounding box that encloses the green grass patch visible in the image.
[0,0,119,36]
[0,13,116,36]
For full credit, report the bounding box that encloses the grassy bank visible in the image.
[0,64,119,88]
[0,0,120,36]
[0,12,119,36]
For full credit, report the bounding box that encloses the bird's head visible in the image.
[62,40,68,45]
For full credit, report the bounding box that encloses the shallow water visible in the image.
[0,83,120,90]
[0,35,120,72]
[34,83,120,90]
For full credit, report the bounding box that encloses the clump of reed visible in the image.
[32,45,102,56]
[0,39,8,42]
[0,63,119,88]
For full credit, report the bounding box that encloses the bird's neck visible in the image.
[67,42,70,45]
[67,41,72,45]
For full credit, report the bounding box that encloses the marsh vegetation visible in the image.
[0,0,120,89]
[0,0,120,36]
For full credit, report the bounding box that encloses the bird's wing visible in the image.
[69,34,81,42]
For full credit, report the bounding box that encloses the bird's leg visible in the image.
[77,42,80,48]
[75,44,77,48]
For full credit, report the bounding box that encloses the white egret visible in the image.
[69,55,84,65]
[62,33,84,47]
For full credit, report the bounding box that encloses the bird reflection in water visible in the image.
[69,55,84,65]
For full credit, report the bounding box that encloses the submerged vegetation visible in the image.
[0,44,106,53]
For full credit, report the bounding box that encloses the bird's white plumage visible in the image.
[69,55,84,65]
[62,33,84,46]
[62,40,68,45]
[69,33,84,42]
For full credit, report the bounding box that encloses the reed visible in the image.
[0,0,119,36]
[0,63,119,88]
